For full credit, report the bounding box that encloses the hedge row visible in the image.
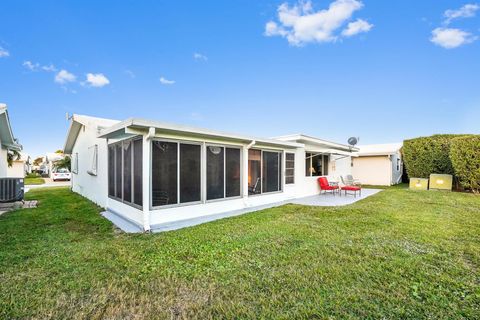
[450,136,480,193]
[402,134,480,192]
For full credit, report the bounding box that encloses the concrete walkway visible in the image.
[103,189,383,233]
[25,179,70,192]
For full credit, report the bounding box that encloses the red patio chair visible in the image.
[317,177,339,196]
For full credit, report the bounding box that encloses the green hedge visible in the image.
[402,135,469,179]
[450,136,480,193]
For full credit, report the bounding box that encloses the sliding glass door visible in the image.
[248,149,282,195]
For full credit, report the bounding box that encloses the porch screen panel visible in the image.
[115,144,122,198]
[305,152,312,176]
[152,141,178,206]
[225,148,241,198]
[248,149,261,195]
[323,155,329,176]
[108,145,115,197]
[262,151,280,193]
[207,146,224,200]
[133,139,143,206]
[180,144,201,203]
[123,141,132,203]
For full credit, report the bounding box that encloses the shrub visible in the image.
[402,135,470,179]
[450,136,480,193]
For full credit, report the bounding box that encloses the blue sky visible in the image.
[0,1,479,157]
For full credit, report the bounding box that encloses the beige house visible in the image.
[352,143,403,186]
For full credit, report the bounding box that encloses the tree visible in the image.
[54,156,71,170]
[55,149,64,154]
[7,150,21,167]
[33,157,43,166]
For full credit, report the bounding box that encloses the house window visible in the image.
[248,149,282,195]
[108,137,143,207]
[72,153,79,174]
[397,158,401,171]
[206,145,241,201]
[87,145,98,176]
[285,153,295,184]
[305,153,329,176]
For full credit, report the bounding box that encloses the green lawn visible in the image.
[0,187,479,319]
[24,177,45,185]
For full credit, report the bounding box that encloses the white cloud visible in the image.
[0,47,9,58]
[84,73,110,87]
[159,77,175,85]
[42,64,57,72]
[193,52,208,61]
[55,69,76,84]
[23,60,40,71]
[341,18,373,36]
[430,27,477,49]
[124,70,135,78]
[264,0,371,45]
[444,3,479,24]
[23,61,57,72]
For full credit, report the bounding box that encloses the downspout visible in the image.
[142,127,155,232]
[243,140,256,206]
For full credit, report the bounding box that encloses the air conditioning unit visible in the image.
[0,178,25,203]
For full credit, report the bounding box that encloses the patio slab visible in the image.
[102,189,383,233]
[290,188,382,206]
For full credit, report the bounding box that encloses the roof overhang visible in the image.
[273,134,358,153]
[63,114,120,154]
[98,118,304,149]
[0,104,22,151]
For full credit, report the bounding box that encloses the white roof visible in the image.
[273,134,358,152]
[0,103,22,151]
[63,114,120,154]
[356,143,402,156]
[98,117,304,149]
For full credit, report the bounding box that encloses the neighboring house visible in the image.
[0,103,22,178]
[352,143,403,186]
[41,152,66,177]
[6,152,31,178]
[63,114,358,232]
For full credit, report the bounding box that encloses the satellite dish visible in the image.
[348,137,358,147]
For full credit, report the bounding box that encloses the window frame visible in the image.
[72,153,79,174]
[205,143,243,204]
[108,137,143,210]
[285,152,295,185]
[248,148,283,196]
[305,152,329,177]
[87,144,98,176]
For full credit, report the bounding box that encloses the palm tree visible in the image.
[54,156,71,170]
[7,150,21,167]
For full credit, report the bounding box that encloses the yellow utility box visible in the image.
[429,174,453,191]
[409,178,429,190]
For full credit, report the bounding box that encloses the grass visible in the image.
[0,187,479,319]
[24,177,45,185]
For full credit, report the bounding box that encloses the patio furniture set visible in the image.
[318,175,362,197]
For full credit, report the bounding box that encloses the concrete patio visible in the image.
[102,189,383,233]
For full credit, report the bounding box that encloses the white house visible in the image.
[352,143,403,186]
[63,114,358,232]
[6,152,30,178]
[0,104,22,178]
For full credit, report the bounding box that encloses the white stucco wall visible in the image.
[390,152,403,184]
[0,148,7,177]
[71,123,110,209]
[6,161,25,178]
